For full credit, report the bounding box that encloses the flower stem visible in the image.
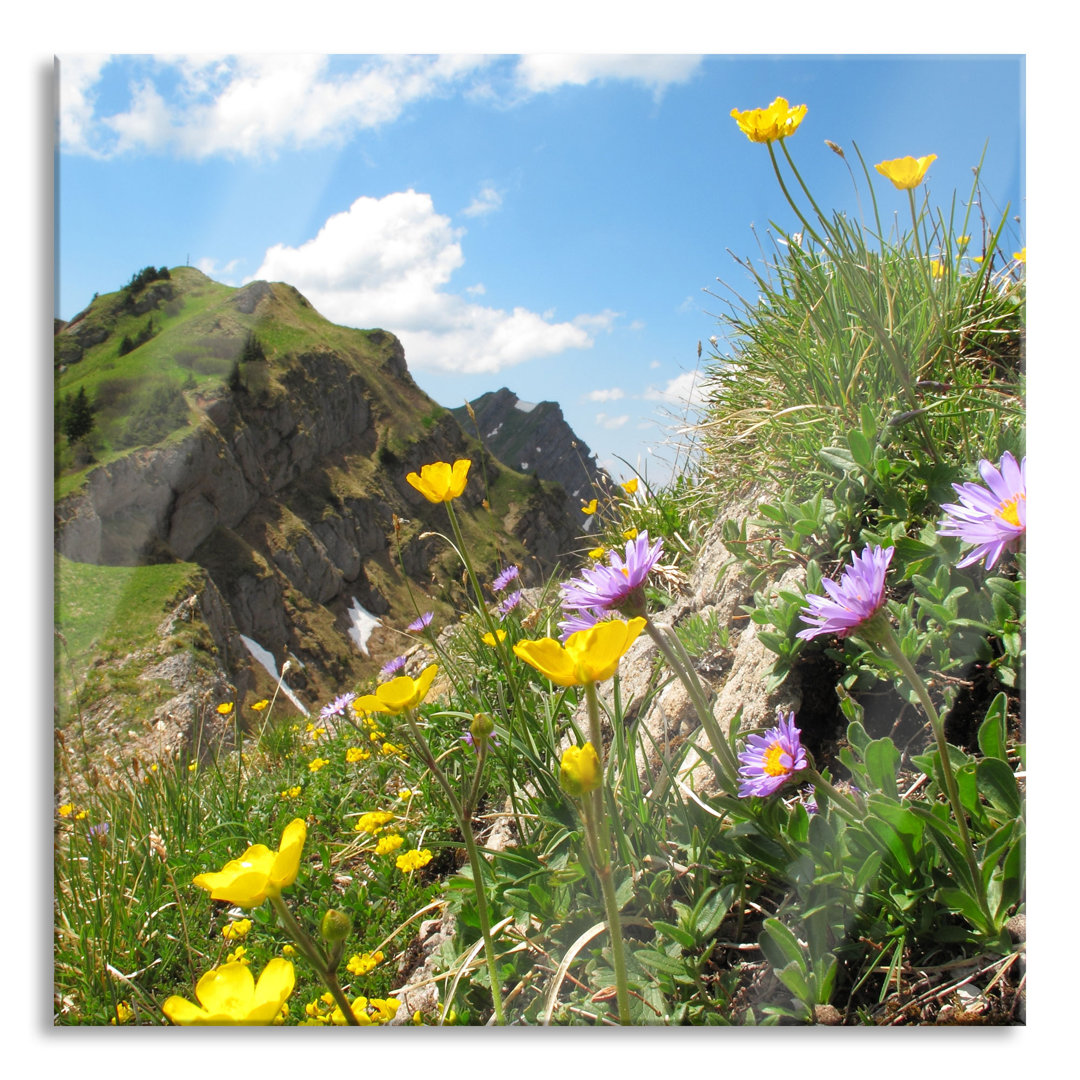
[268,893,359,1026]
[803,767,860,820]
[583,681,632,1025]
[876,624,992,926]
[401,709,507,1025]
[643,617,738,789]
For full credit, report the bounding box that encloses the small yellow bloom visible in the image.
[222,918,252,942]
[193,818,306,908]
[226,945,250,966]
[216,702,234,715]
[973,255,985,264]
[345,746,370,763]
[397,789,414,800]
[110,1001,134,1025]
[58,803,74,818]
[957,235,970,249]
[308,757,330,772]
[273,1002,289,1025]
[930,259,945,280]
[482,629,507,646]
[559,742,603,797]
[1013,247,1026,263]
[282,944,296,958]
[622,477,639,495]
[375,833,405,855]
[162,959,295,1026]
[346,949,386,976]
[874,154,937,190]
[730,97,807,143]
[621,528,638,541]
[279,785,302,799]
[581,498,598,515]
[396,848,434,873]
[251,699,270,711]
[513,617,647,687]
[75,809,89,820]
[406,460,471,503]
[188,762,198,773]
[381,741,406,757]
[354,665,438,716]
[355,810,396,835]
[588,546,606,560]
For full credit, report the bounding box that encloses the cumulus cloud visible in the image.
[643,371,708,409]
[584,388,625,403]
[57,54,111,155]
[248,189,604,375]
[195,256,242,283]
[596,412,630,429]
[514,55,703,97]
[462,184,503,217]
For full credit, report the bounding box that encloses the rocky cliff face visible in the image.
[54,271,581,718]
[451,388,610,506]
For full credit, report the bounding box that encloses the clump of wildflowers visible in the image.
[346,950,385,976]
[354,810,395,836]
[221,918,252,942]
[374,834,405,855]
[737,710,808,798]
[937,451,1026,569]
[796,544,894,642]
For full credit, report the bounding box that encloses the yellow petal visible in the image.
[196,961,256,1019]
[513,638,580,686]
[560,742,602,796]
[251,958,296,1021]
[565,617,646,683]
[448,459,471,498]
[482,629,507,646]
[270,819,307,890]
[162,994,211,1025]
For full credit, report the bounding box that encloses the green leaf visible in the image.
[847,429,873,470]
[976,757,1022,818]
[864,737,901,799]
[977,693,1009,760]
[651,920,696,951]
[775,960,813,1004]
[761,918,807,972]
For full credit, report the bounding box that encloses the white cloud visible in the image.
[629,319,646,332]
[462,184,503,217]
[643,370,708,409]
[596,412,630,429]
[465,283,486,295]
[584,388,625,403]
[57,54,111,155]
[195,256,242,283]
[248,189,603,375]
[514,55,703,97]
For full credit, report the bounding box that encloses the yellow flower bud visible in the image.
[560,742,602,797]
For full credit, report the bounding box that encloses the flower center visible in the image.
[995,493,1025,528]
[762,742,788,777]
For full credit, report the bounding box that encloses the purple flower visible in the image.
[492,565,520,592]
[498,590,522,618]
[88,821,110,842]
[796,544,894,641]
[379,654,408,680]
[321,691,357,720]
[937,451,1026,570]
[560,531,664,622]
[407,611,434,632]
[737,710,808,798]
[556,605,612,643]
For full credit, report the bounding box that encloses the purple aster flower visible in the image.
[737,710,809,798]
[937,451,1026,570]
[321,691,357,720]
[379,654,408,680]
[88,821,110,842]
[492,565,520,592]
[556,605,612,643]
[498,590,523,618]
[560,530,664,621]
[407,611,434,632]
[796,544,894,641]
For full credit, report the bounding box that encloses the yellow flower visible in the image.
[216,702,234,715]
[375,833,405,855]
[346,949,386,976]
[110,1001,134,1025]
[621,528,638,541]
[75,809,89,820]
[406,459,471,503]
[513,617,647,687]
[622,477,639,495]
[354,665,438,715]
[226,945,250,966]
[874,154,937,190]
[58,803,74,818]
[396,848,434,873]
[973,255,985,264]
[1013,247,1026,263]
[482,629,507,646]
[162,959,295,1026]
[381,741,406,757]
[279,785,302,799]
[188,762,198,773]
[308,757,329,772]
[345,746,370,763]
[730,96,807,143]
[355,810,396,835]
[330,995,400,1026]
[251,699,270,711]
[193,818,306,908]
[930,259,945,279]
[559,742,603,797]
[581,499,598,515]
[221,918,252,942]
[957,235,970,249]
[397,789,414,800]
[588,546,606,560]
[282,944,296,958]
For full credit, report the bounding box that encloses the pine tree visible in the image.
[63,387,95,443]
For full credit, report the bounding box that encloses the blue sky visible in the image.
[56,53,1024,484]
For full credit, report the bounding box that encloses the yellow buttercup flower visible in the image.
[621,477,639,495]
[559,743,603,797]
[1013,247,1026,263]
[216,702,234,715]
[193,818,306,908]
[250,699,270,711]
[406,460,471,503]
[354,665,438,715]
[930,259,945,280]
[581,499,598,515]
[730,96,807,144]
[482,629,507,646]
[162,959,295,1026]
[513,617,646,687]
[874,154,937,190]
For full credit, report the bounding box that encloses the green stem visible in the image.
[643,617,738,789]
[401,709,507,1025]
[803,767,861,820]
[269,893,359,1026]
[767,142,830,253]
[876,624,992,925]
[583,682,632,1025]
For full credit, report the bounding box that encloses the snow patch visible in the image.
[239,635,310,717]
[520,462,529,470]
[514,399,537,413]
[486,423,503,439]
[347,598,381,657]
